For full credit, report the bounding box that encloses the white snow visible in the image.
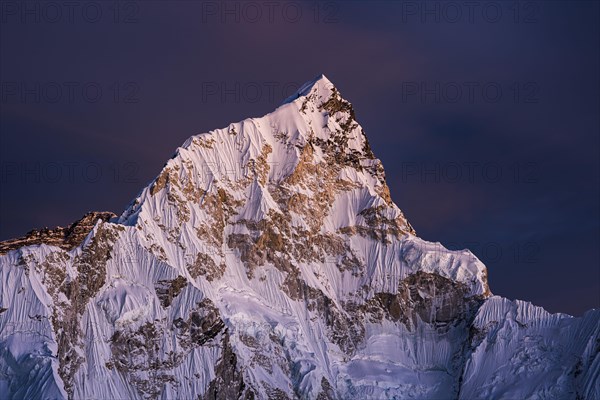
[0,74,597,399]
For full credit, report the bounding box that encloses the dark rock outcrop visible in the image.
[0,211,116,255]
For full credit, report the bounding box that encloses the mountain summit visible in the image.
[0,76,598,399]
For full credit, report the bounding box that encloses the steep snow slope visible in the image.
[0,75,597,399]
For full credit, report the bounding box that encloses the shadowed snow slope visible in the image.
[0,75,597,400]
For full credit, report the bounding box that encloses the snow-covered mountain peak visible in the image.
[279,73,367,152]
[0,76,597,400]
[281,73,335,105]
[113,76,496,301]
[120,75,392,226]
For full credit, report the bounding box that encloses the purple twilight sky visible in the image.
[0,1,598,315]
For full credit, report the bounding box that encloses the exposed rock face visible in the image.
[203,330,255,400]
[155,276,188,307]
[368,271,484,330]
[0,211,116,255]
[0,75,597,400]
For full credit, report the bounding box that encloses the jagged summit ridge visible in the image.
[0,76,597,400]
[281,73,333,104]
[122,74,399,229]
[115,74,491,295]
[119,74,412,239]
[0,211,116,255]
